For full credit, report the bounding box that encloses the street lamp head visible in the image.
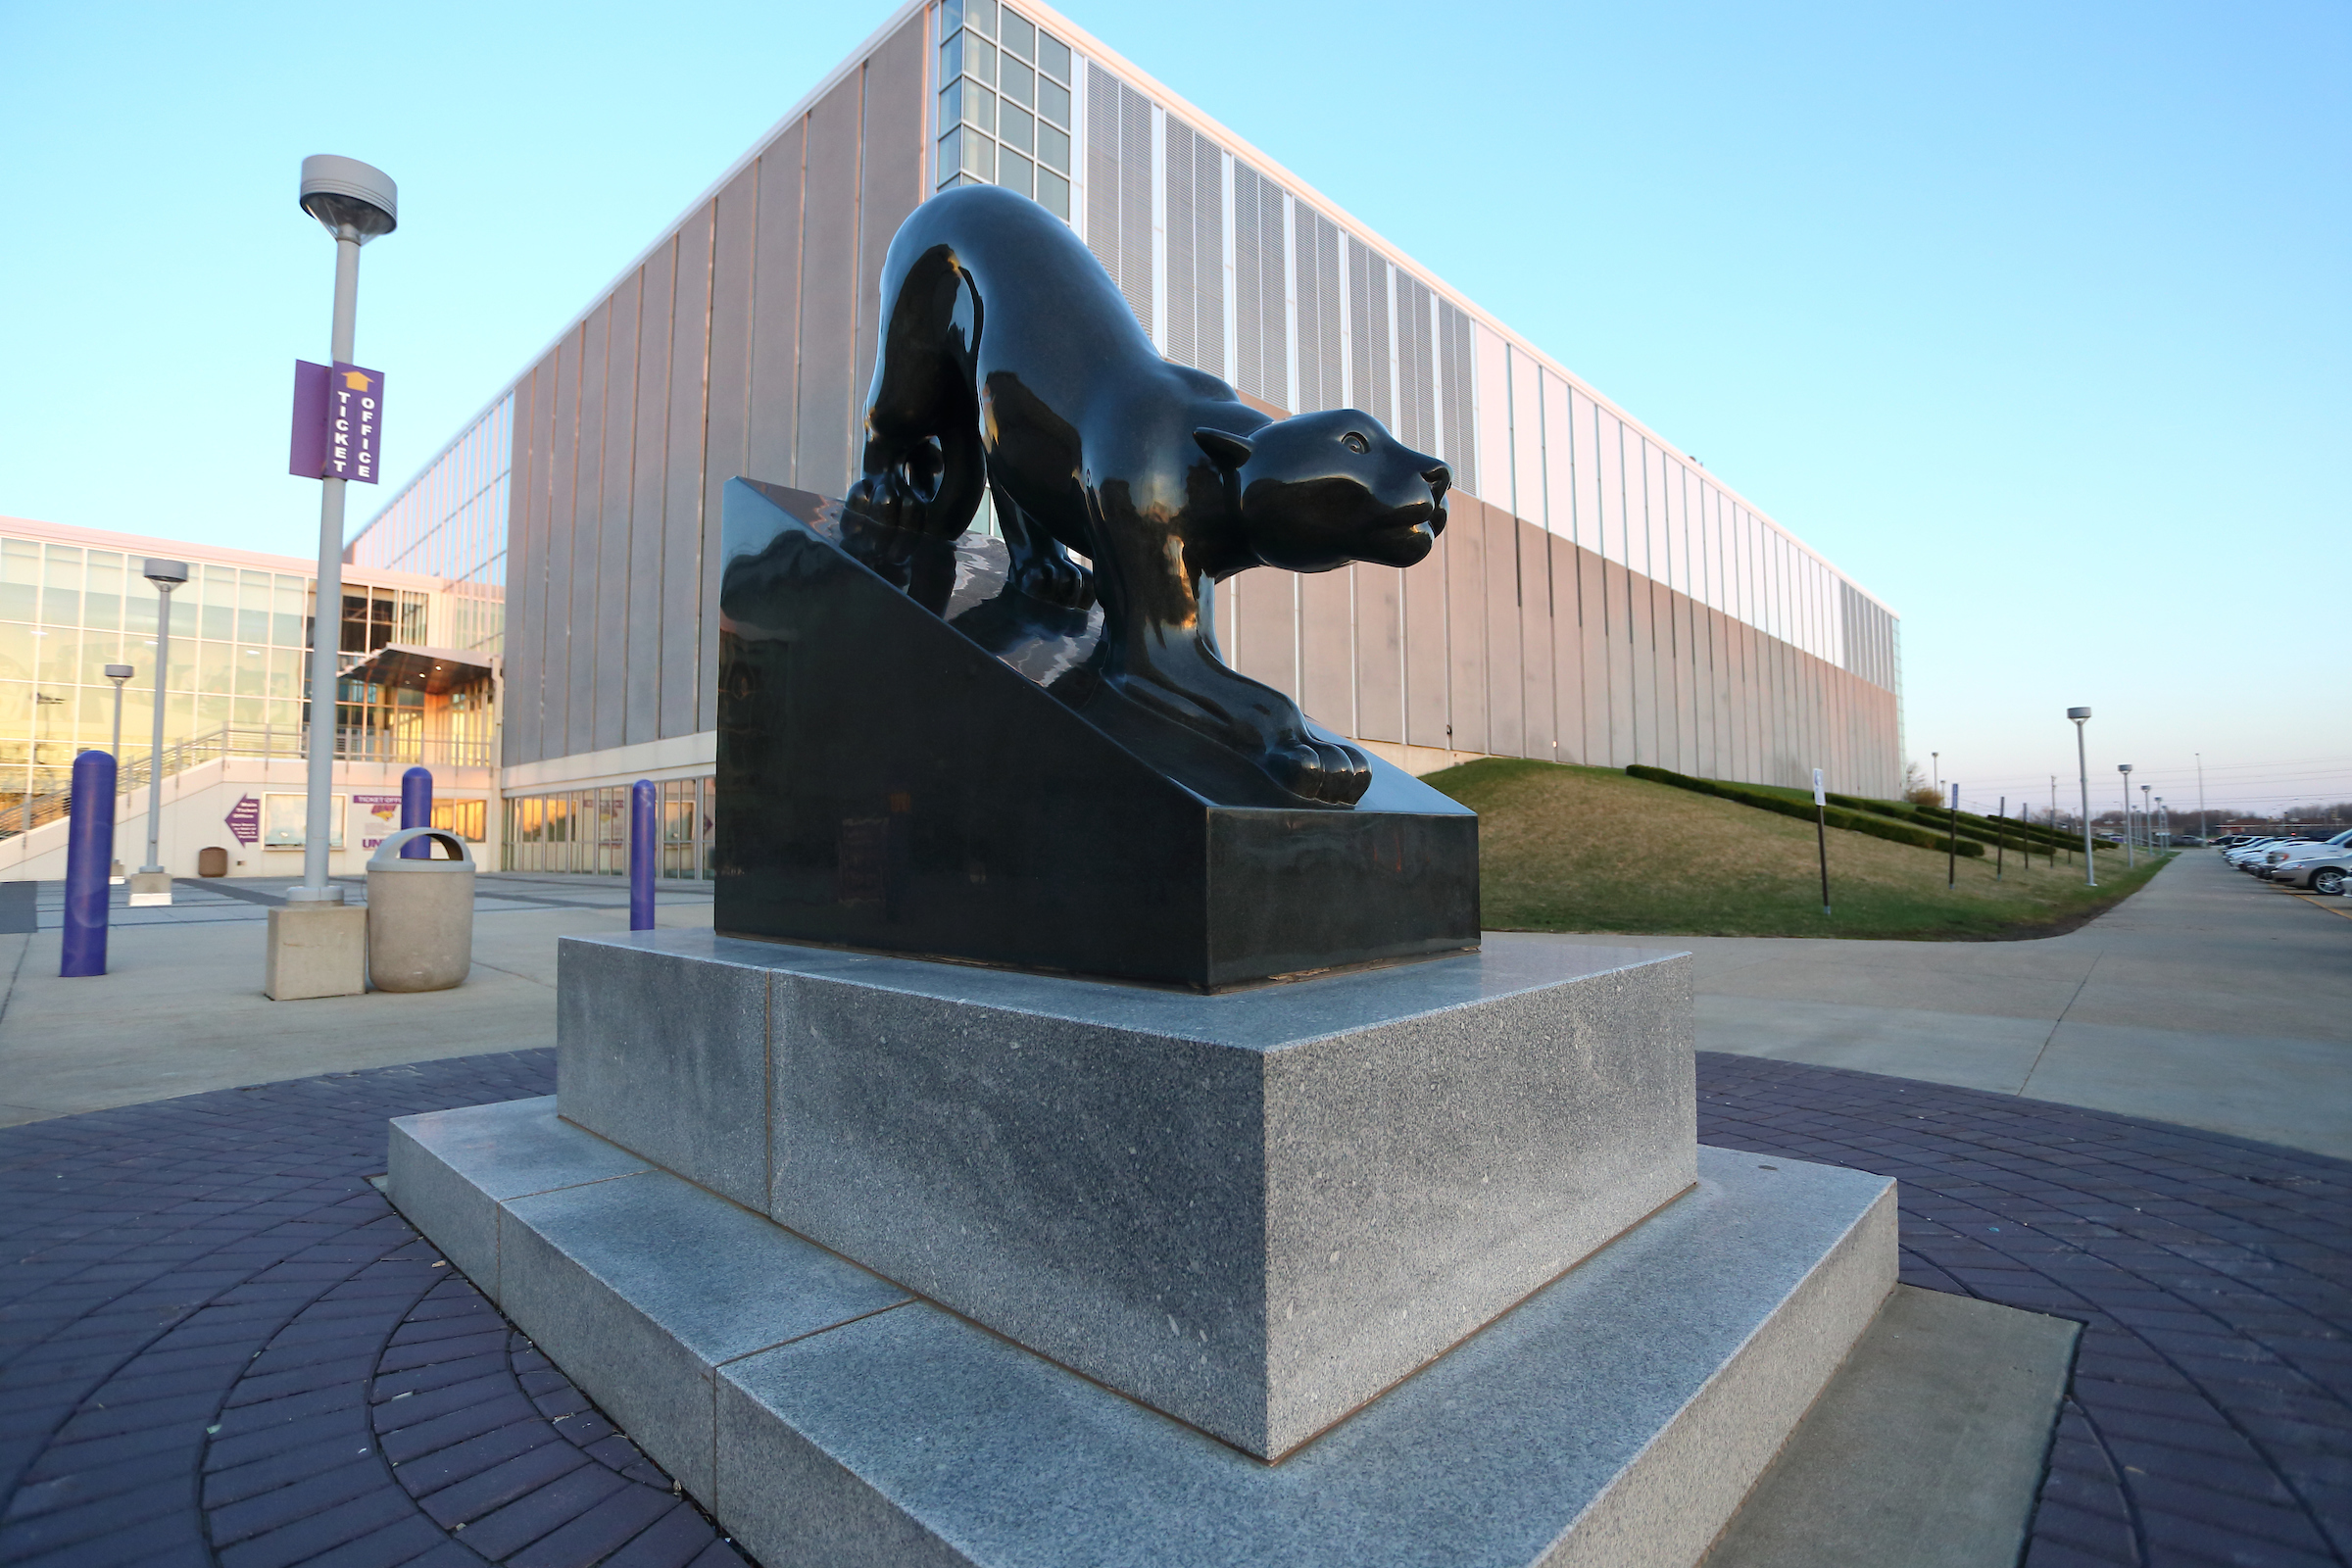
[103,663,133,682]
[299,155,398,242]
[2118,762,2132,774]
[141,559,188,589]
[2067,707,2091,720]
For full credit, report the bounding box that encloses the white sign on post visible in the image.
[1812,768,1825,808]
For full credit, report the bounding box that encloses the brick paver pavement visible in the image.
[1,1049,2344,1567]
[0,1053,740,1568]
[1701,1054,2351,1568]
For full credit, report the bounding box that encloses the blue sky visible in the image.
[2,1,2344,815]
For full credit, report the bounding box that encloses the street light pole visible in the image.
[104,663,132,760]
[130,563,187,906]
[104,662,133,886]
[2143,784,2153,852]
[2069,709,2095,887]
[2196,752,2207,842]
[2119,763,2134,869]
[292,156,397,906]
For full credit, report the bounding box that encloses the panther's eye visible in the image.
[1342,432,1370,455]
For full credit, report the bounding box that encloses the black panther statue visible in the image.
[844,184,1450,807]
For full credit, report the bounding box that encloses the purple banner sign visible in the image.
[328,363,385,484]
[288,361,329,478]
[224,795,261,845]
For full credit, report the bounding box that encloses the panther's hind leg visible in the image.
[992,483,1094,609]
[846,245,988,539]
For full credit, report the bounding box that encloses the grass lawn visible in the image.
[1424,757,2168,941]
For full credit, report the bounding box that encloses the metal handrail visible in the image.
[0,725,495,839]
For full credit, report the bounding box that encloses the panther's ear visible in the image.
[1194,428,1255,471]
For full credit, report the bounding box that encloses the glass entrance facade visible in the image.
[503,777,713,879]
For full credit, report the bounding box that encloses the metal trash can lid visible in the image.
[367,827,474,871]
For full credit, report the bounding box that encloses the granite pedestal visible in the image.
[389,1100,1896,1568]
[554,930,1695,1459]
[388,932,1902,1565]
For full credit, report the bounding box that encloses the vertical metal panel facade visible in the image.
[1162,116,1224,377]
[661,207,712,740]
[1298,565,1352,735]
[461,0,1901,803]
[1481,506,1522,758]
[626,242,674,747]
[1229,567,1296,701]
[700,168,758,733]
[1401,536,1447,750]
[1293,203,1343,415]
[564,307,606,759]
[594,274,638,753]
[1443,503,1486,754]
[1353,564,1403,744]
[1516,519,1553,762]
[795,76,864,499]
[746,126,806,492]
[856,15,928,420]
[1232,162,1287,411]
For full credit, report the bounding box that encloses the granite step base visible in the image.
[389,1098,1896,1568]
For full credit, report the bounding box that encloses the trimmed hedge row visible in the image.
[1627,765,1986,858]
[1829,795,2100,854]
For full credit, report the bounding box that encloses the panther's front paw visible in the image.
[1010,554,1096,611]
[1268,738,1372,806]
[844,474,911,532]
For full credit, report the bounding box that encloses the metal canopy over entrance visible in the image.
[341,643,493,697]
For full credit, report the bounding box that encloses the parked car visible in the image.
[2272,855,2349,896]
[2258,829,2352,880]
[2226,838,2285,868]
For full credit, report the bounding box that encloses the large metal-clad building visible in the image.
[351,0,1902,877]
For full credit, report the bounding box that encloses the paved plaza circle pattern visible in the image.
[1,1050,2344,1568]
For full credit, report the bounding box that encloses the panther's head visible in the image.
[1194,411,1449,573]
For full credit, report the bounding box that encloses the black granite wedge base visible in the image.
[388,1099,1896,1568]
[713,479,1478,991]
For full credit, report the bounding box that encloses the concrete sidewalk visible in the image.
[0,874,712,1128]
[1510,849,2352,1158]
[6,855,2345,1158]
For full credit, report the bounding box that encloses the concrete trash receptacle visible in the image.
[367,828,474,992]
[197,846,229,877]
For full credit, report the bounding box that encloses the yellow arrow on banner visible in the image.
[340,369,372,391]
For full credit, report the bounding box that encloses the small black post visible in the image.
[1996,796,2005,880]
[1812,767,1832,915]
[1948,783,1959,889]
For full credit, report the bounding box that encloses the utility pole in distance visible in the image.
[2069,710,2095,887]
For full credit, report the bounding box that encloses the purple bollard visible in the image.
[62,750,117,977]
[629,779,657,930]
[400,765,433,858]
